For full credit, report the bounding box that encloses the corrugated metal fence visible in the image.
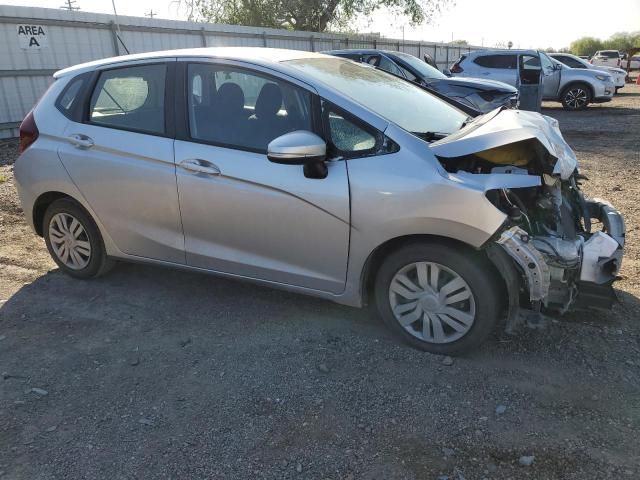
[0,5,479,138]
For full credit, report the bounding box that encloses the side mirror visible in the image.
[267,130,328,179]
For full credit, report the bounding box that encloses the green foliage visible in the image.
[188,0,452,32]
[569,31,640,56]
[603,31,640,52]
[569,36,603,57]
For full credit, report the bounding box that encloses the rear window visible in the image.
[473,54,517,69]
[600,51,619,58]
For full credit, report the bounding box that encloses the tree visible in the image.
[449,39,468,46]
[569,36,603,57]
[603,31,640,52]
[183,0,452,32]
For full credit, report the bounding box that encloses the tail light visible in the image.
[450,62,464,74]
[19,110,39,153]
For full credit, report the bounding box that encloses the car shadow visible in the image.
[1,261,638,360]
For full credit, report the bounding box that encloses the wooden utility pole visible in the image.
[60,0,80,11]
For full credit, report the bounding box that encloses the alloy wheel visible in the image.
[565,88,588,109]
[388,261,476,344]
[48,212,91,270]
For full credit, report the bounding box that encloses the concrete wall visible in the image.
[0,5,478,138]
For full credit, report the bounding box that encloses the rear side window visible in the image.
[473,54,517,69]
[89,64,166,135]
[55,75,86,119]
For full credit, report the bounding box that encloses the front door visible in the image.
[174,62,350,293]
[540,52,561,99]
[57,61,185,264]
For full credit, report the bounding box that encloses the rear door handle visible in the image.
[67,134,94,149]
[179,158,221,176]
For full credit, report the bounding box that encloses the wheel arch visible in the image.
[560,80,594,100]
[32,191,76,236]
[360,234,503,306]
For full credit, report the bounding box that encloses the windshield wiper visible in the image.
[412,131,449,142]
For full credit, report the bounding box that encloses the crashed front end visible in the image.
[431,109,625,331]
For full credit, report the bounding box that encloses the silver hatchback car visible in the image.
[15,48,625,355]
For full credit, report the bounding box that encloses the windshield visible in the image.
[392,52,448,80]
[286,57,467,136]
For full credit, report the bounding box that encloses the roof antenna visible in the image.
[111,0,130,54]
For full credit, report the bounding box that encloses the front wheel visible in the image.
[561,84,591,110]
[374,243,501,355]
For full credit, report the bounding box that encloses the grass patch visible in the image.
[0,174,7,184]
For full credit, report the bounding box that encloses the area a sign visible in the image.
[17,24,49,49]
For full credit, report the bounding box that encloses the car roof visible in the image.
[467,49,538,56]
[325,49,404,56]
[54,47,326,78]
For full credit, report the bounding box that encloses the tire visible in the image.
[374,242,500,355]
[43,198,114,279]
[560,83,592,110]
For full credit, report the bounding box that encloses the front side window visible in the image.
[187,64,312,152]
[539,53,555,73]
[322,101,398,159]
[555,55,585,69]
[474,54,517,69]
[89,64,166,135]
[394,52,447,80]
[377,56,404,77]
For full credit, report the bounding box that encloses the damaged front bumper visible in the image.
[489,200,625,332]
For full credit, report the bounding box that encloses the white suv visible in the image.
[550,53,626,93]
[451,49,615,110]
[591,50,621,68]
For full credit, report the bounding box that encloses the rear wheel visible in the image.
[43,199,113,279]
[561,84,591,110]
[374,243,500,355]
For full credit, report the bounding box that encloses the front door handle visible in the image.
[179,158,221,176]
[67,134,94,149]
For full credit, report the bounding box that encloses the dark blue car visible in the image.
[326,49,518,114]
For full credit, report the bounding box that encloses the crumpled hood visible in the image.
[429,109,578,180]
[432,77,517,94]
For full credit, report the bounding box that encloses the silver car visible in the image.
[549,52,627,93]
[14,48,625,355]
[451,49,615,110]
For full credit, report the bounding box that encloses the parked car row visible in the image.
[449,49,616,110]
[15,47,626,354]
[326,49,518,114]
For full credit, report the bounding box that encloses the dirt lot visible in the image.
[1,82,639,480]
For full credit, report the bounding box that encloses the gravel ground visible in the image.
[1,82,639,480]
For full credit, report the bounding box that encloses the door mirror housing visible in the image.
[267,131,327,166]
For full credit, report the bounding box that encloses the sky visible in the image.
[3,0,640,49]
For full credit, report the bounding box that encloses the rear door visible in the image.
[57,60,185,263]
[470,54,518,86]
[173,60,350,293]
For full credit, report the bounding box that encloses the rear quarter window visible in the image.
[55,74,89,119]
[473,54,517,69]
